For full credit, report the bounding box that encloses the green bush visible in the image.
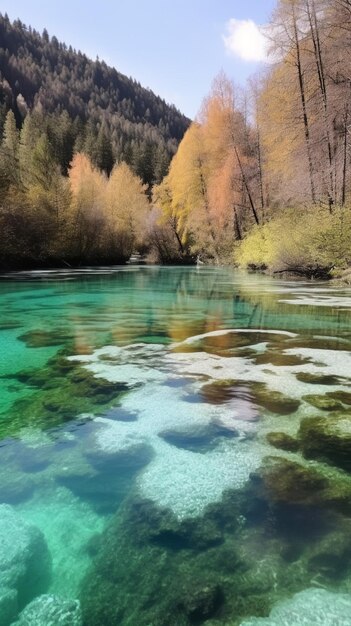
[235,206,351,277]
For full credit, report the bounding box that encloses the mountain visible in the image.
[0,13,190,184]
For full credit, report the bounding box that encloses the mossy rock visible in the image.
[290,336,351,352]
[246,457,351,545]
[326,390,351,406]
[201,381,300,416]
[306,524,351,581]
[251,384,300,415]
[180,583,224,623]
[254,351,310,367]
[18,329,75,348]
[79,496,243,626]
[299,413,351,472]
[250,457,329,507]
[296,372,347,386]
[303,395,344,411]
[266,432,299,453]
[200,380,243,405]
[1,350,131,438]
[126,498,224,551]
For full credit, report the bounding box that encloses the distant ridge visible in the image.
[0,13,190,184]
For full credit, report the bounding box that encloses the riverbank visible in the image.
[233,207,351,282]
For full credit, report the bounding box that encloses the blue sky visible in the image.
[5,1,277,118]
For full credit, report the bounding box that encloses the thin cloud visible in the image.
[223,19,269,63]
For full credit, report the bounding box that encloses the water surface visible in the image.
[0,267,350,625]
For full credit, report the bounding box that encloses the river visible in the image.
[0,266,350,625]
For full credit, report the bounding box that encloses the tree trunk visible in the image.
[305,0,334,212]
[292,3,316,204]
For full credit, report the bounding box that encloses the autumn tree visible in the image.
[103,162,150,260]
[68,153,106,260]
[156,74,261,262]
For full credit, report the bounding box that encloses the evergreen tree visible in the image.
[94,124,114,175]
[1,109,20,186]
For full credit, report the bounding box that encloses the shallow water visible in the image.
[0,266,351,625]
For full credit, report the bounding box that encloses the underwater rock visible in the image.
[327,390,351,406]
[42,400,78,420]
[296,372,347,386]
[253,351,310,367]
[251,384,300,415]
[200,380,246,405]
[79,496,240,626]
[13,594,82,626]
[82,376,129,403]
[266,432,299,453]
[249,457,328,507]
[85,441,153,473]
[2,351,130,439]
[181,583,224,624]
[99,406,139,421]
[303,394,344,411]
[126,498,224,551]
[200,380,300,417]
[239,588,351,625]
[0,587,17,626]
[16,442,53,473]
[247,456,351,525]
[299,413,351,471]
[306,524,351,581]
[158,423,238,453]
[0,469,35,504]
[18,329,74,348]
[0,505,51,625]
[57,443,153,514]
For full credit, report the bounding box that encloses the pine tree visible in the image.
[1,109,20,186]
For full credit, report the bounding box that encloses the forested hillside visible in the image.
[0,13,190,185]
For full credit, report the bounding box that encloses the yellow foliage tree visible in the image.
[103,162,150,259]
[68,153,107,259]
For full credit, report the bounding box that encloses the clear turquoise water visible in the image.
[0,267,351,625]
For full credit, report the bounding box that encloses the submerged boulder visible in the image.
[158,422,238,453]
[239,588,351,625]
[299,413,351,471]
[303,395,344,411]
[249,457,328,507]
[13,594,82,626]
[327,390,351,406]
[250,384,300,415]
[181,583,224,623]
[296,372,347,386]
[0,467,35,504]
[0,505,51,625]
[266,432,299,453]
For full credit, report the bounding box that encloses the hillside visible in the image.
[0,13,190,184]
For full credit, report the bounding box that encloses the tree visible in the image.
[103,162,149,259]
[0,109,20,187]
[68,153,106,260]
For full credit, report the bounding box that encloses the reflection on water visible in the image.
[0,267,350,626]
